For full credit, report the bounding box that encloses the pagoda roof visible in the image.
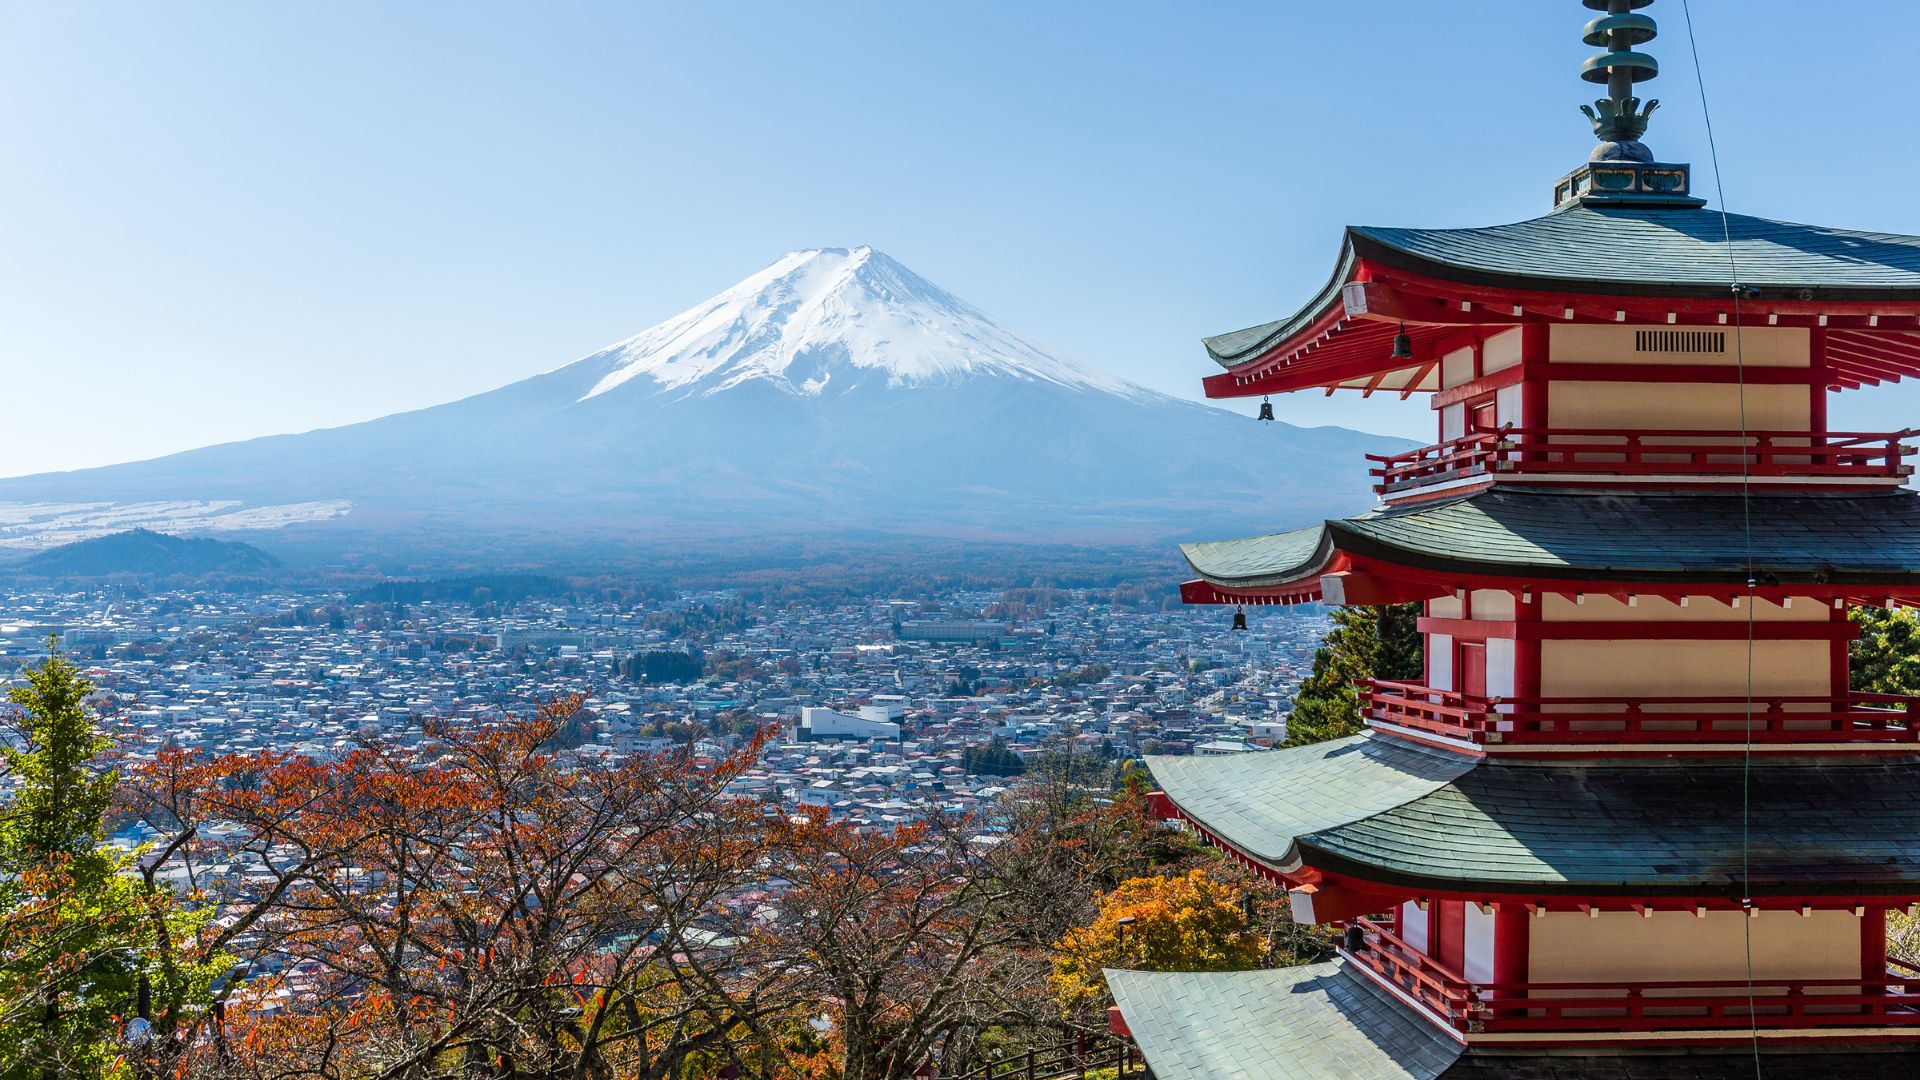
[1200,205,1920,398]
[1108,963,1920,1079]
[1147,736,1920,897]
[1106,963,1457,1079]
[1206,204,1920,368]
[1182,488,1920,596]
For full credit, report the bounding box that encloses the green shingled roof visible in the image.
[1205,204,1920,366]
[1110,963,1920,1079]
[1148,738,1920,897]
[1181,488,1920,591]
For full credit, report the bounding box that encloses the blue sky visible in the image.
[4,1,1918,477]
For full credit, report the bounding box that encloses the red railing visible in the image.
[1361,680,1920,746]
[1346,917,1920,1034]
[1369,427,1916,494]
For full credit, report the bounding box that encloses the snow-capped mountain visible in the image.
[0,248,1408,560]
[578,246,1143,400]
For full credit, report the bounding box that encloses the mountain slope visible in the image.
[0,248,1409,556]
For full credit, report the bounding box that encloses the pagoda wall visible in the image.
[1540,641,1829,698]
[1543,324,1814,434]
[1536,594,1838,703]
[1431,325,1824,444]
[1528,909,1864,985]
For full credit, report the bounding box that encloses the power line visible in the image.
[1679,2,1761,1076]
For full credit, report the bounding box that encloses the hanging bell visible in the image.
[1256,395,1275,422]
[1390,324,1414,361]
[1231,608,1248,632]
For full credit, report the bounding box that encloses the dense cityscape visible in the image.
[0,580,1321,838]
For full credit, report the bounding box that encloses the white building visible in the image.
[798,706,901,742]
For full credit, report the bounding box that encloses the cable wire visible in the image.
[1680,2,1762,1075]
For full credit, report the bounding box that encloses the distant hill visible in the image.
[18,528,281,577]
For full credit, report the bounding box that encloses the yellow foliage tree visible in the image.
[1049,868,1263,1011]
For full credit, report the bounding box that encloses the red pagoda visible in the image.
[1104,2,1920,1076]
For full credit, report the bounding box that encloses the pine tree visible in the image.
[0,646,223,1078]
[1284,604,1422,747]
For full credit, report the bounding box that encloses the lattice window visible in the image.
[1634,330,1726,354]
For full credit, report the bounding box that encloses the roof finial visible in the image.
[1578,0,1660,163]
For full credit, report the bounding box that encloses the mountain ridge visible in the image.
[0,248,1411,560]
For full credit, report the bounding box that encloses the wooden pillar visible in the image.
[1864,905,1888,981]
[1513,586,1543,710]
[1519,323,1551,431]
[1809,326,1829,435]
[1490,904,1531,1018]
[1831,598,1853,702]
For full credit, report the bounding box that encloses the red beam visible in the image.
[1341,280,1525,327]
[1431,365,1525,409]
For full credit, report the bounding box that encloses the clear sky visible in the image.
[4,1,1919,477]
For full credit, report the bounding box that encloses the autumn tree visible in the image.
[1285,603,1422,746]
[140,701,794,1079]
[1048,869,1263,1015]
[756,801,1080,1080]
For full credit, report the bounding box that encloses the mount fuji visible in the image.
[0,247,1406,559]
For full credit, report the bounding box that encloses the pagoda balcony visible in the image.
[1361,679,1920,749]
[1368,427,1916,497]
[1346,917,1920,1037]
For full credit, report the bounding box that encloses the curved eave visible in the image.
[1180,490,1920,599]
[1150,739,1920,899]
[1202,242,1357,368]
[1179,523,1338,593]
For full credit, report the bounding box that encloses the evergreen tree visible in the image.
[0,646,223,1077]
[1284,604,1422,747]
[1852,606,1920,696]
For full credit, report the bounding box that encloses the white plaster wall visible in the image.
[1440,402,1466,441]
[1464,903,1496,984]
[1427,634,1454,691]
[1441,347,1477,390]
[1486,638,1516,698]
[1470,590,1516,620]
[1496,382,1524,427]
[1483,328,1523,372]
[1401,901,1429,953]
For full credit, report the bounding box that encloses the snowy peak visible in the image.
[575,246,1148,400]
